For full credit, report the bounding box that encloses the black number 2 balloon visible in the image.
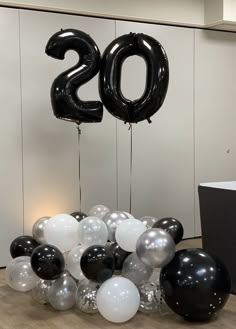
[45,29,103,124]
[46,29,169,125]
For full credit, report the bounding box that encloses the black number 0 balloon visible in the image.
[99,33,169,123]
[45,29,103,124]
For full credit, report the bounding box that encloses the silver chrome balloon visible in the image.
[139,216,158,229]
[32,279,53,304]
[75,279,100,313]
[103,211,128,241]
[136,228,175,268]
[122,253,153,286]
[48,273,77,311]
[32,216,50,244]
[139,282,162,313]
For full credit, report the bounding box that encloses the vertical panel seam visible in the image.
[18,9,25,234]
[193,29,196,236]
[115,20,119,209]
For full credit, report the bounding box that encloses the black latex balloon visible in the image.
[70,211,87,222]
[160,248,231,322]
[31,244,65,280]
[45,29,103,124]
[10,235,39,258]
[109,242,131,271]
[80,245,115,282]
[99,32,169,123]
[153,217,184,244]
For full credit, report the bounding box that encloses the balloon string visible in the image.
[129,123,133,214]
[77,125,82,211]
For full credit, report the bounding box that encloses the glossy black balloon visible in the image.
[160,248,231,321]
[45,29,103,124]
[31,244,65,280]
[109,242,131,271]
[153,217,184,244]
[80,245,115,282]
[10,235,39,258]
[99,32,169,123]
[70,211,87,222]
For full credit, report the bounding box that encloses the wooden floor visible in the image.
[0,238,235,329]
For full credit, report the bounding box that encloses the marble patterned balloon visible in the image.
[75,279,100,313]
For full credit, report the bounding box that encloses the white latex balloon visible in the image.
[6,256,38,292]
[78,216,108,247]
[66,245,86,280]
[88,205,110,219]
[115,219,146,252]
[44,214,79,252]
[96,277,140,323]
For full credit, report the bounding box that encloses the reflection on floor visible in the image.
[0,238,235,329]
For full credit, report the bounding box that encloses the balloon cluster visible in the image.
[6,206,230,323]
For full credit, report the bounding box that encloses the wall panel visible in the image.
[20,10,116,233]
[116,21,195,238]
[0,8,23,265]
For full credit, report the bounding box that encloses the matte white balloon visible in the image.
[44,214,79,252]
[88,205,110,219]
[103,211,128,241]
[6,256,38,292]
[32,216,50,244]
[96,277,140,323]
[122,253,153,286]
[78,216,108,247]
[136,228,175,268]
[115,219,146,252]
[48,273,77,311]
[66,245,86,280]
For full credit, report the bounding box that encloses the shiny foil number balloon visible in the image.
[99,33,169,123]
[45,29,103,124]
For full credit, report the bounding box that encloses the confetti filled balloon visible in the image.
[78,216,108,247]
[136,228,175,268]
[75,279,100,313]
[48,273,77,311]
[103,211,128,241]
[88,205,110,219]
[32,217,50,244]
[122,253,153,286]
[6,256,38,292]
[138,282,162,313]
[96,277,140,323]
[44,214,79,252]
[160,249,231,321]
[115,219,146,252]
[32,279,54,304]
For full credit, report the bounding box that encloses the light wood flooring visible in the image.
[0,238,235,329]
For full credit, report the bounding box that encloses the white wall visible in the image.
[1,7,236,264]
